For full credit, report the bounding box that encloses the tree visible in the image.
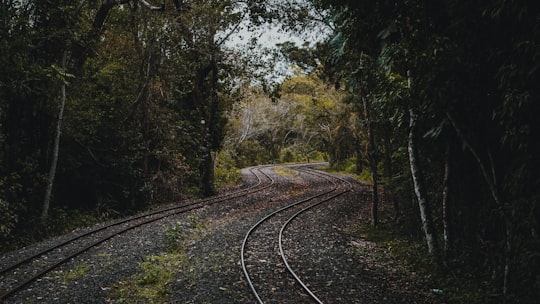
[408,107,439,261]
[1,0,250,244]
[313,0,540,300]
[42,51,71,222]
[223,71,350,167]
[40,0,180,221]
[170,0,253,196]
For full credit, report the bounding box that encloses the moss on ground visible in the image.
[59,264,92,282]
[273,166,300,177]
[107,214,232,303]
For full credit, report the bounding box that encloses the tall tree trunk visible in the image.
[383,127,399,220]
[42,51,68,222]
[354,132,363,175]
[363,96,378,226]
[199,58,219,197]
[408,108,440,263]
[442,143,452,261]
[199,138,214,196]
[447,112,512,298]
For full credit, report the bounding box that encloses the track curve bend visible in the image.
[0,166,274,302]
[241,164,353,304]
[1,163,366,304]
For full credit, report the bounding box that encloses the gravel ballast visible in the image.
[1,165,437,303]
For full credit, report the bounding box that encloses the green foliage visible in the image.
[63,264,92,282]
[165,216,205,253]
[0,174,24,249]
[1,0,263,248]
[313,0,540,301]
[215,150,242,188]
[349,218,487,304]
[1,1,538,301]
[236,140,277,167]
[111,216,211,303]
[111,253,186,303]
[279,147,297,163]
[0,197,19,247]
[223,72,351,168]
[329,157,358,175]
[165,222,187,252]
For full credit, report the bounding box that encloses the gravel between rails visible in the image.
[1,165,438,303]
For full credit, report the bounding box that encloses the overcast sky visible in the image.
[224,14,330,85]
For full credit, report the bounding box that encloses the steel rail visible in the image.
[277,167,353,304]
[0,165,274,302]
[0,165,269,276]
[240,163,347,304]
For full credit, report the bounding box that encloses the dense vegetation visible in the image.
[0,0,256,247]
[1,0,538,302]
[307,0,540,302]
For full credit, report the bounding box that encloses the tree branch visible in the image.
[93,0,131,31]
[446,112,501,206]
[139,0,165,11]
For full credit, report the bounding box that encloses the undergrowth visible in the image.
[1,207,118,254]
[1,176,234,255]
[108,215,206,303]
[322,162,490,304]
[62,264,92,282]
[348,218,491,304]
[112,253,188,303]
[273,166,300,177]
[215,151,242,189]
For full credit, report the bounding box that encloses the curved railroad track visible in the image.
[0,165,274,302]
[241,164,352,304]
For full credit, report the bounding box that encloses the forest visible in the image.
[1,0,539,302]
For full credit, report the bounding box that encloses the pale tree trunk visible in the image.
[442,143,452,261]
[42,51,68,222]
[408,108,440,263]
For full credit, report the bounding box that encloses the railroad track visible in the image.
[241,165,353,304]
[0,165,274,303]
